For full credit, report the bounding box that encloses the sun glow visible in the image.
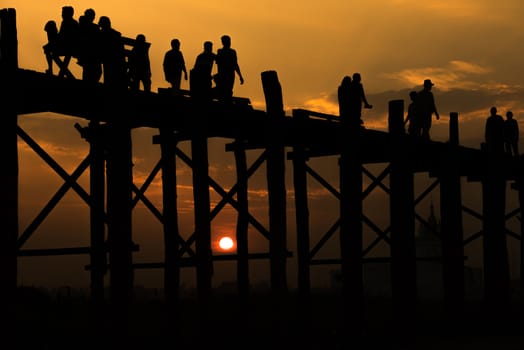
[218,236,235,251]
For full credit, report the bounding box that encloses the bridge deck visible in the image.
[15,69,518,180]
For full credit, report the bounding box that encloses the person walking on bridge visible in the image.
[215,34,244,101]
[163,38,188,92]
[417,79,440,140]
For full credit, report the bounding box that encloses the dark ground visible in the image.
[15,286,524,349]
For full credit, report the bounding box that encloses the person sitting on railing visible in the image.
[42,6,80,79]
[55,6,80,77]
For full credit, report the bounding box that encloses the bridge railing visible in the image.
[292,108,340,123]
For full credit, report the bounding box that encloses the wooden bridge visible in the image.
[2,8,524,349]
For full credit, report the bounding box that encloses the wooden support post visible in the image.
[159,128,181,310]
[338,105,364,339]
[388,99,416,332]
[439,112,464,320]
[233,141,249,299]
[482,141,510,315]
[292,110,311,299]
[515,157,524,306]
[261,70,287,295]
[191,112,213,305]
[0,8,18,344]
[105,115,134,342]
[88,121,107,306]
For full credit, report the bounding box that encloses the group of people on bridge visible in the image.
[43,6,244,100]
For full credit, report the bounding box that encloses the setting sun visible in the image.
[218,236,235,251]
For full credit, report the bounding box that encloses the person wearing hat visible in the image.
[417,79,440,140]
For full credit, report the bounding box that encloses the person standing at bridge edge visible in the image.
[504,110,519,157]
[485,106,505,156]
[350,72,372,125]
[190,40,216,100]
[338,75,352,120]
[215,35,244,101]
[163,39,188,92]
[128,34,152,93]
[418,79,440,140]
[98,16,127,90]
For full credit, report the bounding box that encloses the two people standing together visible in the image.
[338,72,373,126]
[405,79,440,140]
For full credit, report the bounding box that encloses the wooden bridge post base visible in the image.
[261,70,288,345]
[190,103,213,344]
[439,112,465,321]
[158,127,181,328]
[232,141,250,300]
[338,115,364,342]
[291,109,312,339]
[481,145,510,318]
[388,99,416,338]
[514,157,524,308]
[0,8,19,345]
[105,117,134,344]
[85,121,108,335]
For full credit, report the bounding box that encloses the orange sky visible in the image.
[5,1,524,289]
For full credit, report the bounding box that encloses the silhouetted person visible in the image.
[43,20,59,75]
[128,34,152,92]
[485,106,505,155]
[405,91,420,136]
[504,110,519,157]
[349,72,372,125]
[56,6,80,77]
[338,75,354,122]
[78,8,102,83]
[417,79,440,140]
[215,34,244,101]
[190,41,216,100]
[163,39,188,92]
[98,16,127,89]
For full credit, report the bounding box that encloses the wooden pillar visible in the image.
[439,112,464,319]
[261,70,287,294]
[159,128,180,309]
[88,121,107,305]
[233,141,249,299]
[292,110,311,299]
[388,100,416,331]
[0,8,19,344]
[339,106,364,338]
[515,157,524,306]
[482,140,510,314]
[105,109,134,343]
[191,114,212,304]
